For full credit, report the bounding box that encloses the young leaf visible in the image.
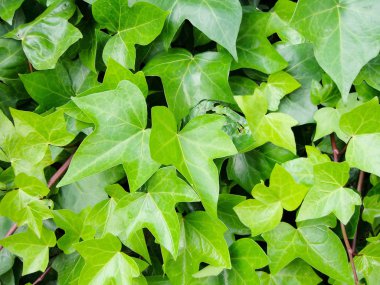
[59,80,160,189]
[0,174,52,237]
[262,222,353,284]
[235,92,297,153]
[92,0,168,68]
[297,162,361,224]
[110,167,198,258]
[74,233,140,284]
[0,227,56,275]
[291,0,380,99]
[234,164,308,236]
[355,240,380,284]
[150,106,237,216]
[4,0,82,70]
[144,49,235,121]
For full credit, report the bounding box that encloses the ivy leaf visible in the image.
[74,233,140,284]
[111,167,199,258]
[355,240,380,284]
[0,227,56,275]
[52,253,84,285]
[235,92,297,154]
[258,259,322,285]
[222,238,268,284]
[262,222,353,284]
[59,80,160,190]
[297,162,361,224]
[144,49,235,121]
[92,0,168,69]
[150,106,237,216]
[340,97,380,176]
[362,184,380,226]
[255,71,301,111]
[355,54,380,91]
[0,37,28,81]
[227,143,295,192]
[234,164,308,236]
[0,0,24,24]
[231,8,287,73]
[0,174,52,237]
[4,0,82,70]
[291,0,380,99]
[53,209,87,254]
[140,0,241,59]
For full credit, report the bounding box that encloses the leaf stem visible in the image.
[32,265,52,285]
[0,152,74,251]
[28,62,34,73]
[351,171,365,255]
[330,133,359,285]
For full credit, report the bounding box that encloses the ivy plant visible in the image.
[0,0,380,284]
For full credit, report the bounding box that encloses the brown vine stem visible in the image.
[28,62,34,73]
[351,170,365,255]
[330,134,359,285]
[0,152,75,252]
[32,265,52,285]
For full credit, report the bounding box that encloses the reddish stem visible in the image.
[32,266,52,285]
[330,133,359,285]
[351,171,365,254]
[28,62,34,73]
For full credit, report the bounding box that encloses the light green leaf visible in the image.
[111,167,198,258]
[0,174,52,237]
[362,184,380,226]
[144,49,235,121]
[258,259,322,285]
[355,241,380,284]
[310,73,341,107]
[356,53,380,91]
[150,106,237,216]
[53,209,87,254]
[4,0,82,70]
[297,162,361,224]
[256,71,301,111]
[291,0,380,99]
[0,0,24,24]
[234,164,308,236]
[92,0,167,69]
[262,222,353,284]
[0,227,56,275]
[340,98,380,176]
[235,92,297,154]
[137,0,241,59]
[59,81,159,189]
[231,8,287,73]
[74,233,140,284]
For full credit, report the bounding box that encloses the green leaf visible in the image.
[111,167,198,257]
[74,233,140,284]
[222,238,268,285]
[297,162,361,224]
[255,71,301,111]
[0,227,56,275]
[59,80,160,189]
[0,37,28,81]
[144,49,235,121]
[356,54,380,91]
[92,0,167,69]
[150,106,237,216]
[258,259,322,285]
[227,143,295,192]
[4,0,82,70]
[52,252,84,285]
[231,8,287,73]
[235,92,297,153]
[139,0,241,59]
[340,98,380,176]
[262,222,353,284]
[0,173,52,237]
[0,0,24,24]
[355,240,380,284]
[53,209,87,254]
[234,164,308,236]
[362,184,380,226]
[291,0,380,99]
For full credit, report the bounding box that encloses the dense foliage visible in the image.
[0,0,380,284]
